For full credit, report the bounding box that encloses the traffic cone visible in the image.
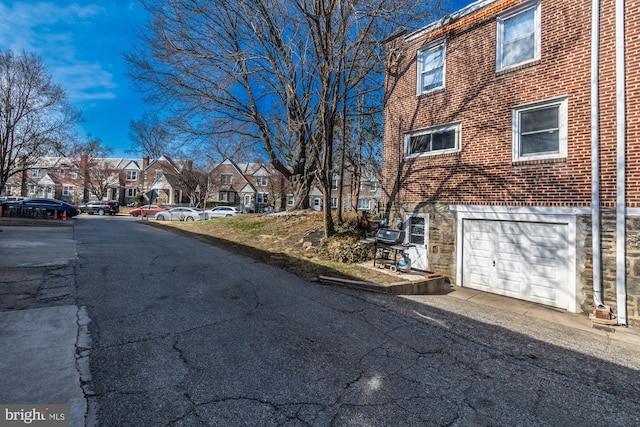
[61,210,67,221]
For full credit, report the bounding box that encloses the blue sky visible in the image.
[0,0,475,158]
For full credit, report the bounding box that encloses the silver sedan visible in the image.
[154,207,206,221]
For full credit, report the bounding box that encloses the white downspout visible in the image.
[591,0,603,308]
[615,0,627,326]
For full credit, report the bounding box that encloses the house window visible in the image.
[330,196,338,209]
[62,185,73,196]
[126,170,137,181]
[256,192,268,205]
[28,184,36,194]
[59,168,65,177]
[417,42,445,95]
[287,195,294,206]
[126,188,138,197]
[369,181,377,192]
[70,172,78,179]
[31,169,41,178]
[513,97,567,161]
[221,174,233,185]
[1,185,10,195]
[409,217,425,245]
[405,123,460,157]
[219,192,237,202]
[497,2,540,71]
[357,199,371,210]
[155,170,163,179]
[331,176,339,190]
[255,176,267,186]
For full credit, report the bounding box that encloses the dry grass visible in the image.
[150,211,399,284]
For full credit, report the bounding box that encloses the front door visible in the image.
[405,214,428,271]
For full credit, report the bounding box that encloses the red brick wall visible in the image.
[383,0,639,209]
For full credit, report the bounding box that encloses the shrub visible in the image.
[318,235,372,264]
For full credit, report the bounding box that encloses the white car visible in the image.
[205,206,241,218]
[154,207,205,221]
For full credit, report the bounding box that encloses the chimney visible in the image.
[143,155,149,169]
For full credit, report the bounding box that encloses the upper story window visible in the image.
[221,174,233,185]
[255,176,267,186]
[405,123,460,157]
[31,169,41,178]
[126,170,137,181]
[331,176,339,190]
[155,170,163,179]
[417,42,445,95]
[369,181,377,192]
[497,2,540,71]
[70,171,78,179]
[512,97,567,162]
[287,195,294,206]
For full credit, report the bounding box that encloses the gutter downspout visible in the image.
[615,0,628,326]
[591,0,603,308]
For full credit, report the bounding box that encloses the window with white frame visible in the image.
[155,170,163,179]
[287,195,294,206]
[512,97,567,161]
[369,180,377,192]
[405,123,460,157]
[28,184,36,194]
[126,188,137,197]
[62,185,73,196]
[1,185,10,195]
[126,170,137,181]
[70,171,78,179]
[330,196,338,209]
[497,2,540,71]
[221,174,233,185]
[357,198,371,210]
[417,42,445,95]
[331,176,339,190]
[255,176,267,186]
[31,169,41,178]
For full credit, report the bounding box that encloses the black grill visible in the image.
[369,228,410,272]
[375,228,405,245]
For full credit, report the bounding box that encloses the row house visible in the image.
[209,159,288,212]
[383,0,639,325]
[1,155,191,207]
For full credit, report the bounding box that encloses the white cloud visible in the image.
[0,1,118,103]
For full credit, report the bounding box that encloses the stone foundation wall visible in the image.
[580,210,640,326]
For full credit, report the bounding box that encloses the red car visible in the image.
[129,204,168,217]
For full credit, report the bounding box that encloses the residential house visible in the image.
[382,0,639,325]
[209,159,288,212]
[142,155,193,205]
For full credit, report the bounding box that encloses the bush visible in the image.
[318,235,372,264]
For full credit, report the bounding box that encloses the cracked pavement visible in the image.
[3,217,638,426]
[69,216,640,426]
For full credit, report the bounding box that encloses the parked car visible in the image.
[155,207,206,221]
[130,204,168,217]
[1,197,80,217]
[0,196,26,202]
[205,206,242,218]
[79,201,119,215]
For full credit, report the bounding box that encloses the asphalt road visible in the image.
[70,215,640,426]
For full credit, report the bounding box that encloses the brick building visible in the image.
[382,0,639,325]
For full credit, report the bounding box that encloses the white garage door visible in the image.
[462,219,569,309]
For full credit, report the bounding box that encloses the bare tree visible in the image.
[176,165,210,207]
[127,0,441,237]
[128,113,176,159]
[0,50,80,193]
[69,137,120,202]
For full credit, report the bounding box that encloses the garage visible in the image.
[462,219,570,310]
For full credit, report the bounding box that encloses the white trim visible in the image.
[454,205,578,313]
[405,122,461,158]
[628,208,640,217]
